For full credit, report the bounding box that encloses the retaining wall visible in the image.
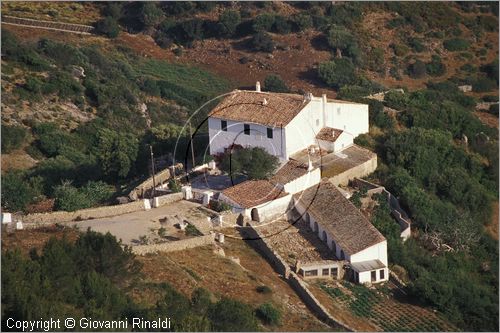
[132,234,215,255]
[23,200,149,226]
[2,15,94,34]
[153,192,183,207]
[288,271,354,331]
[242,223,291,278]
[129,163,183,200]
[329,156,378,186]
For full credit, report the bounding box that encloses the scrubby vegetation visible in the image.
[1,230,268,331]
[220,147,279,180]
[1,29,228,212]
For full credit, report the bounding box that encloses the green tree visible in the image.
[253,13,275,32]
[318,58,357,89]
[218,10,241,37]
[263,74,290,93]
[220,147,279,180]
[1,171,41,212]
[53,181,94,211]
[251,31,275,52]
[95,129,139,180]
[256,302,282,326]
[140,2,164,28]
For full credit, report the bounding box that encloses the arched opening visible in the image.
[331,240,336,252]
[314,221,318,233]
[322,230,327,242]
[305,212,311,224]
[340,250,345,260]
[251,208,260,222]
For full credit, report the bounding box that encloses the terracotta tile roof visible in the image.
[294,180,386,255]
[271,159,309,185]
[316,127,344,142]
[208,90,309,127]
[222,180,288,208]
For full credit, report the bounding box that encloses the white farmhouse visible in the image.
[208,83,369,160]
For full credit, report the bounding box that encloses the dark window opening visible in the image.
[322,268,329,276]
[221,120,227,131]
[267,127,273,138]
[305,269,318,277]
[371,270,377,282]
[244,124,250,135]
[380,269,385,280]
[331,268,338,278]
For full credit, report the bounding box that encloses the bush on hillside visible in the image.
[292,13,313,31]
[318,58,357,89]
[443,38,470,51]
[251,31,275,52]
[139,2,164,28]
[263,74,290,93]
[1,171,42,212]
[95,16,120,38]
[1,124,28,153]
[256,303,282,326]
[426,55,446,77]
[217,10,241,37]
[408,60,426,79]
[273,15,292,34]
[208,299,259,331]
[472,77,498,92]
[253,13,275,32]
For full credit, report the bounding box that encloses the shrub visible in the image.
[80,181,114,204]
[384,90,409,110]
[390,43,409,57]
[426,55,446,77]
[209,200,231,212]
[217,10,241,37]
[139,2,164,28]
[273,15,291,34]
[443,38,470,51]
[256,303,282,326]
[1,171,41,212]
[292,13,313,31]
[408,59,426,79]
[53,181,94,211]
[256,285,272,294]
[263,74,290,93]
[208,299,259,332]
[95,16,120,38]
[408,37,426,52]
[251,31,275,53]
[185,224,202,237]
[191,288,213,315]
[472,77,498,92]
[168,178,181,193]
[318,58,357,89]
[1,124,28,153]
[253,13,275,32]
[327,25,358,59]
[488,104,499,116]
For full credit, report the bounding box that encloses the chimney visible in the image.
[256,81,261,92]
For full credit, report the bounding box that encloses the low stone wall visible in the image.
[129,163,183,200]
[288,271,354,331]
[132,234,215,255]
[23,200,149,226]
[242,223,291,278]
[329,156,378,186]
[153,192,183,207]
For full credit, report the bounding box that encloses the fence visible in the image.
[2,15,94,34]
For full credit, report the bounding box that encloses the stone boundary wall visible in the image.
[132,234,215,255]
[23,200,148,225]
[2,15,94,34]
[329,156,378,186]
[242,223,291,278]
[352,178,411,240]
[153,192,183,207]
[288,271,354,332]
[129,163,183,200]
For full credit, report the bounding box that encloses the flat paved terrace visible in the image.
[290,144,376,178]
[190,173,246,192]
[63,201,212,246]
[256,213,338,266]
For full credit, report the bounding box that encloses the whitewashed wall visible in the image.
[326,101,369,138]
[350,241,388,266]
[208,117,286,159]
[357,268,388,284]
[282,168,321,194]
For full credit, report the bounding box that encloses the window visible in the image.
[371,271,377,282]
[380,269,385,280]
[331,267,338,278]
[316,119,319,126]
[267,127,273,139]
[305,269,318,277]
[221,120,227,131]
[244,124,250,135]
[322,268,329,276]
[337,107,341,115]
